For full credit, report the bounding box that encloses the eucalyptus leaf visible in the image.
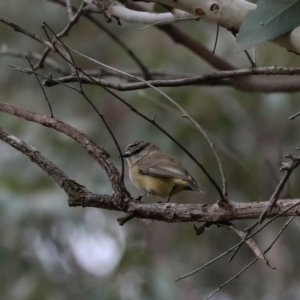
[237,0,300,50]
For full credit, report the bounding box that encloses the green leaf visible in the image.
[237,0,300,50]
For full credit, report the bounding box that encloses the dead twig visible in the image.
[205,216,295,299]
[175,201,300,281]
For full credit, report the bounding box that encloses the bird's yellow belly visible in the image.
[130,166,188,198]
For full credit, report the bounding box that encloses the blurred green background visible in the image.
[1,0,300,299]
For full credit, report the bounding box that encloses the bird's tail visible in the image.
[187,179,206,194]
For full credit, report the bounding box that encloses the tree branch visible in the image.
[50,0,151,79]
[1,103,300,224]
[131,0,300,54]
[0,102,128,199]
[42,66,300,93]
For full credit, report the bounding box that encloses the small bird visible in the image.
[121,141,205,202]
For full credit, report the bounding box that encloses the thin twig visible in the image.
[175,201,300,281]
[42,66,300,91]
[0,45,69,74]
[9,64,81,92]
[0,14,52,48]
[244,49,256,68]
[206,216,295,299]
[228,241,243,263]
[216,222,272,268]
[289,110,300,120]
[206,258,258,300]
[3,8,300,94]
[10,43,211,195]
[35,25,222,201]
[231,155,295,258]
[232,32,256,68]
[42,22,125,183]
[236,162,293,255]
[49,0,151,79]
[117,212,136,225]
[34,0,86,71]
[64,46,226,201]
[212,24,219,54]
[26,57,54,117]
[42,24,75,74]
[258,155,300,224]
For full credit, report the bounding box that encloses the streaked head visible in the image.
[122,141,159,165]
[123,141,149,157]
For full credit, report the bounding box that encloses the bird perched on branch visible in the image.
[121,141,205,202]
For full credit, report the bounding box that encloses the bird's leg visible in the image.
[167,186,176,203]
[135,192,147,201]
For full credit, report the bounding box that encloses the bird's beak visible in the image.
[119,153,129,158]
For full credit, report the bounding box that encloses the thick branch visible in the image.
[0,126,70,188]
[1,120,300,223]
[136,0,300,54]
[72,198,300,223]
[0,126,128,210]
[2,9,300,93]
[0,102,128,198]
[128,3,300,93]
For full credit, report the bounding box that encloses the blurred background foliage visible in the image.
[1,0,300,299]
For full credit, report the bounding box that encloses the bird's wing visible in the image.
[138,157,205,194]
[138,160,193,181]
